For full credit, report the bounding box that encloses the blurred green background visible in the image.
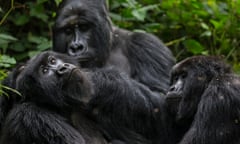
[0,0,240,92]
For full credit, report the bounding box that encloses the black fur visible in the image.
[0,0,175,136]
[1,51,174,144]
[53,0,175,93]
[0,51,106,144]
[166,56,240,144]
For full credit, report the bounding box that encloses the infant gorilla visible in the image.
[1,51,173,144]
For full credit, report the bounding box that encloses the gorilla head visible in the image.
[16,51,92,108]
[53,0,112,67]
[52,0,176,94]
[166,56,232,122]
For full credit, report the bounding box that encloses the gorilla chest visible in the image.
[105,48,131,75]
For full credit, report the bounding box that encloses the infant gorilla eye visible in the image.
[48,56,56,65]
[41,66,49,74]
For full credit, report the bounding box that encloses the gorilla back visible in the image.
[53,0,175,93]
[166,56,240,144]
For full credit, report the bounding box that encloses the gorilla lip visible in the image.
[166,92,182,99]
[77,55,92,62]
[68,68,80,80]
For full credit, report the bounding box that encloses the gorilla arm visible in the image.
[86,68,174,144]
[179,75,240,144]
[111,28,175,93]
[0,103,85,144]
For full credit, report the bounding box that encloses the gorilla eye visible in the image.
[48,56,56,65]
[64,28,72,35]
[41,66,49,74]
[181,72,187,79]
[172,76,179,83]
[79,24,90,31]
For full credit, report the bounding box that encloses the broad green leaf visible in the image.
[0,34,18,41]
[14,15,30,26]
[200,31,212,37]
[55,0,62,6]
[132,9,146,21]
[37,41,52,51]
[110,13,123,21]
[210,20,223,29]
[29,4,48,22]
[11,42,26,52]
[132,5,158,21]
[200,22,209,30]
[183,39,205,55]
[28,35,43,44]
[0,55,16,68]
[28,51,41,58]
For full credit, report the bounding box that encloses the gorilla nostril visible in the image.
[69,43,85,55]
[58,66,68,74]
[169,86,175,92]
[77,44,84,51]
[57,63,76,75]
[57,64,71,75]
[63,63,70,67]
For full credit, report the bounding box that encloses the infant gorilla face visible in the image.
[15,51,92,108]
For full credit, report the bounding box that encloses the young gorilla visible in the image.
[166,56,240,144]
[1,51,174,144]
[0,51,107,144]
[53,0,175,94]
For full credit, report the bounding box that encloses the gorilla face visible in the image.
[166,56,232,122]
[53,0,112,67]
[15,51,92,108]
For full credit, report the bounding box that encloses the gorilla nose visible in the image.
[68,43,87,56]
[57,63,76,75]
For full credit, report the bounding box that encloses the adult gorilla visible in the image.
[166,56,240,144]
[52,0,175,94]
[1,51,174,144]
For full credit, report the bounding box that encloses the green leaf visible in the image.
[28,51,41,58]
[0,55,16,68]
[210,20,223,29]
[132,9,146,21]
[0,34,18,41]
[132,4,158,21]
[183,39,205,55]
[10,42,26,52]
[28,35,43,44]
[0,85,22,97]
[200,22,209,30]
[36,41,52,51]
[200,31,212,37]
[29,4,48,22]
[14,14,30,26]
[54,0,62,6]
[37,0,48,4]
[110,13,123,21]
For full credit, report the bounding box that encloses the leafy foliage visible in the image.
[109,0,240,73]
[0,0,240,76]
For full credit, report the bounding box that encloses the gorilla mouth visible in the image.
[68,68,81,81]
[166,92,182,114]
[166,92,182,104]
[77,55,92,62]
[75,50,95,62]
